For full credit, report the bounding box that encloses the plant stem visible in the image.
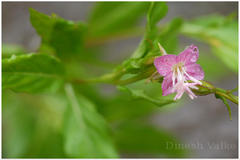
[215,88,238,105]
[80,26,239,105]
[115,66,155,85]
[71,70,238,105]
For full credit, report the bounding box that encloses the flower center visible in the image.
[171,62,185,85]
[172,62,184,76]
[171,62,202,100]
[172,62,202,86]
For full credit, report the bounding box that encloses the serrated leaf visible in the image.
[50,20,86,58]
[114,122,187,157]
[2,54,65,93]
[88,2,149,37]
[181,14,238,73]
[64,84,118,158]
[29,8,56,42]
[118,86,175,107]
[2,44,26,59]
[29,8,86,59]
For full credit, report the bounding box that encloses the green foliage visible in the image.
[64,84,118,158]
[29,8,56,41]
[2,2,238,159]
[114,122,187,157]
[198,53,232,81]
[2,54,65,93]
[158,18,183,53]
[215,93,232,120]
[118,86,175,107]
[3,92,37,158]
[30,8,86,59]
[2,44,26,58]
[3,91,67,158]
[181,14,238,73]
[114,2,169,86]
[132,2,168,59]
[147,2,168,31]
[51,20,86,58]
[88,2,149,37]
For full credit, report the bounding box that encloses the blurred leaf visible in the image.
[158,18,183,53]
[64,84,118,158]
[99,90,158,123]
[116,2,168,80]
[118,86,175,107]
[2,91,67,158]
[2,92,37,158]
[181,14,238,73]
[30,8,86,59]
[147,2,168,31]
[132,2,168,59]
[2,44,26,58]
[72,83,159,124]
[114,122,187,157]
[50,20,86,58]
[88,2,149,37]
[29,8,56,41]
[198,53,232,81]
[2,53,65,93]
[215,93,232,120]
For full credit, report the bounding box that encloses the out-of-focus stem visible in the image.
[215,88,238,105]
[194,81,238,105]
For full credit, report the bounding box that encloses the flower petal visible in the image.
[176,45,199,65]
[162,73,174,96]
[154,55,177,76]
[185,63,204,80]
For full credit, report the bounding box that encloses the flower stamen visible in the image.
[171,62,199,100]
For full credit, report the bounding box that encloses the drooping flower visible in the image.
[154,45,204,100]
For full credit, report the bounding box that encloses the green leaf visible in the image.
[198,53,232,81]
[29,8,56,42]
[2,90,67,158]
[158,18,183,53]
[114,122,187,157]
[2,92,37,158]
[2,53,65,93]
[215,93,232,120]
[131,2,168,59]
[88,2,149,37]
[50,20,86,58]
[64,84,118,158]
[181,14,238,73]
[2,44,26,58]
[117,86,175,107]
[147,2,168,31]
[29,8,86,59]
[111,2,168,82]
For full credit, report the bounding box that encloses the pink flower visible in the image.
[154,45,204,100]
